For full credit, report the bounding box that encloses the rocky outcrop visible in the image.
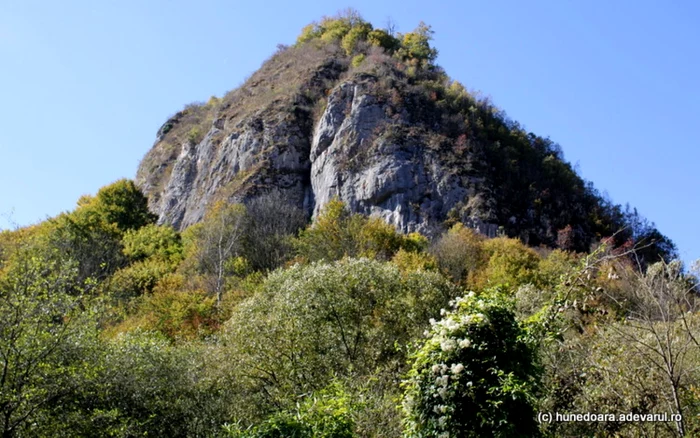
[149,112,312,229]
[309,75,481,235]
[136,67,496,236]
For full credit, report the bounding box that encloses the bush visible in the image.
[225,382,355,438]
[89,179,157,232]
[104,258,174,301]
[122,223,183,266]
[295,200,425,263]
[223,258,456,416]
[391,248,437,273]
[476,237,541,290]
[187,127,202,145]
[430,223,484,284]
[402,291,541,437]
[112,274,220,340]
[351,53,365,67]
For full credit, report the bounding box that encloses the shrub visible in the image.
[367,29,400,53]
[475,237,541,290]
[122,223,183,266]
[104,258,174,301]
[351,54,365,67]
[295,200,425,263]
[430,223,484,284]
[223,258,456,415]
[396,22,438,65]
[225,382,355,438]
[113,274,219,340]
[391,248,437,273]
[187,127,202,145]
[90,179,157,232]
[341,22,372,55]
[402,291,541,437]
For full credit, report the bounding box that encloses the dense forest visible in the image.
[1,12,697,438]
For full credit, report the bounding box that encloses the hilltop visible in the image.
[135,11,674,260]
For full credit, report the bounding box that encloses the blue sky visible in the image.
[1,1,698,266]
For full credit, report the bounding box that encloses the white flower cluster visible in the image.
[407,294,496,436]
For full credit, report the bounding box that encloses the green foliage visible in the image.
[122,223,183,266]
[477,237,542,290]
[224,258,456,416]
[341,22,372,55]
[367,29,400,52]
[225,383,355,438]
[69,330,234,437]
[181,201,247,303]
[396,22,438,65]
[296,23,324,45]
[294,12,431,69]
[0,244,101,437]
[103,257,174,301]
[402,291,541,437]
[295,200,423,262]
[391,248,438,273]
[351,53,365,67]
[187,126,203,145]
[45,206,125,284]
[87,179,157,232]
[111,273,221,340]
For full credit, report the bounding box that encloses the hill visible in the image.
[135,12,674,260]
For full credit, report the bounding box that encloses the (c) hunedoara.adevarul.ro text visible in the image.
[537,412,682,424]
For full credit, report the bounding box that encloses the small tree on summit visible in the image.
[397,22,438,65]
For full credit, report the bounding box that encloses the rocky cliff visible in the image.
[135,16,657,253]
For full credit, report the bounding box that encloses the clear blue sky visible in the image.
[1,1,698,266]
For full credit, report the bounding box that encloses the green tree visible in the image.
[122,223,183,267]
[223,258,456,419]
[0,244,100,437]
[402,291,541,437]
[295,200,424,263]
[85,179,157,233]
[396,22,438,65]
[182,201,246,306]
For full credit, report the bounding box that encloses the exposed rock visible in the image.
[134,42,614,250]
[309,76,479,235]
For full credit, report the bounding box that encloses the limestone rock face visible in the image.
[309,76,475,235]
[146,112,311,230]
[136,68,493,236]
[140,68,496,238]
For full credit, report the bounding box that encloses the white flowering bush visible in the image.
[401,291,541,437]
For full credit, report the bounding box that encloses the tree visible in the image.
[401,291,541,437]
[0,244,99,437]
[429,224,484,284]
[223,258,456,418]
[396,22,438,65]
[183,201,246,306]
[242,191,307,272]
[122,223,183,267]
[86,179,157,233]
[597,260,700,436]
[295,200,424,263]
